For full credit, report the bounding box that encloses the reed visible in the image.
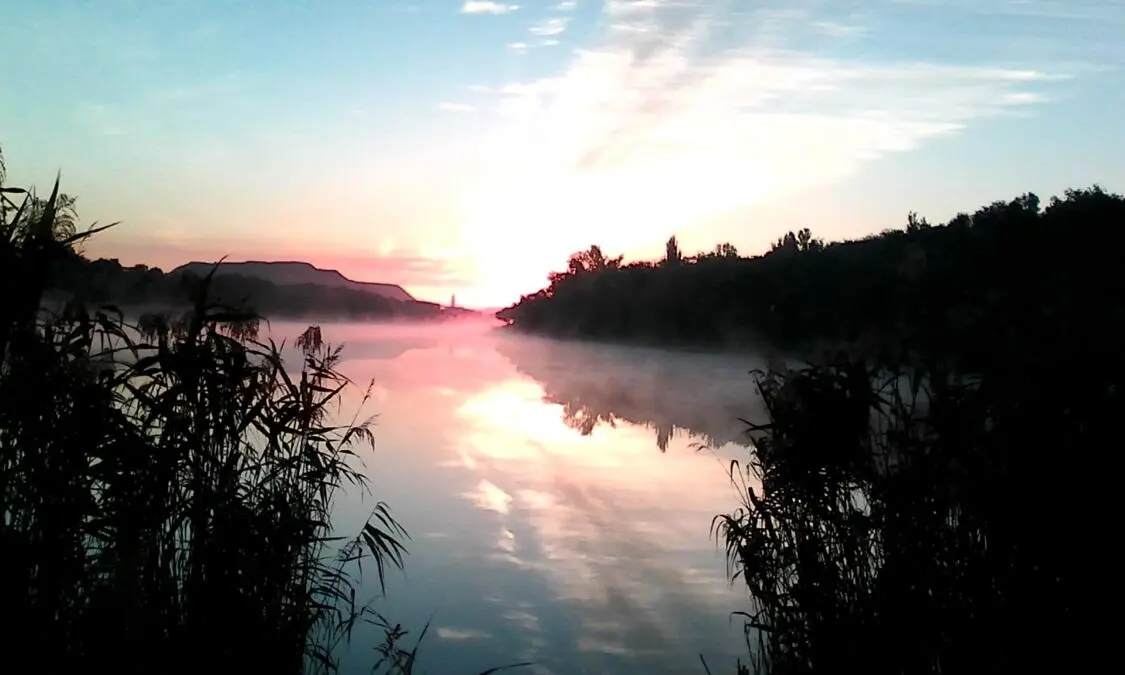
[714,354,1088,674]
[0,150,412,674]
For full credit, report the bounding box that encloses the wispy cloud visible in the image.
[438,101,475,112]
[457,0,1081,281]
[461,1,520,14]
[509,42,529,54]
[529,17,569,36]
[513,3,574,54]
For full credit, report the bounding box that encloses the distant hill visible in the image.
[169,261,415,303]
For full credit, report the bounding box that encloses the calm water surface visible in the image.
[269,320,771,675]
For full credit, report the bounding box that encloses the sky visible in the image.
[2,0,1123,308]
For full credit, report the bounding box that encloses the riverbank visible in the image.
[497,188,1122,378]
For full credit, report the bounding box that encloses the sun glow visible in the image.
[456,153,776,308]
[457,380,592,449]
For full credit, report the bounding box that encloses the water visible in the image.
[269,320,771,675]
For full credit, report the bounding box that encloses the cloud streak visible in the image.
[529,17,569,36]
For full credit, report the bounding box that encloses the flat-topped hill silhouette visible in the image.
[169,260,415,303]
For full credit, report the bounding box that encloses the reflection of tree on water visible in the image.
[555,377,682,451]
[496,335,765,451]
[276,335,437,364]
[557,392,696,452]
[560,398,617,437]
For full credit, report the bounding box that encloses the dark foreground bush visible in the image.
[715,354,1102,675]
[1,155,410,674]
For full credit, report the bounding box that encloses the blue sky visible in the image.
[2,0,1123,306]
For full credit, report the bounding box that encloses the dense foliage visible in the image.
[713,347,1107,675]
[499,188,1124,369]
[46,251,445,321]
[0,153,419,674]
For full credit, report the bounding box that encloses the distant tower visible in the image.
[451,294,457,308]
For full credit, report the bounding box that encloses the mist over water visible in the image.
[262,320,769,675]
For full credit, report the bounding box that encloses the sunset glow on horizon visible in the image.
[3,0,1124,308]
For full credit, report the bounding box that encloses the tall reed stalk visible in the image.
[0,150,410,674]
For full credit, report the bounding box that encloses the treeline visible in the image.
[498,187,1124,368]
[46,250,444,320]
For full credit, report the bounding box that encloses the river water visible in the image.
[267,319,772,675]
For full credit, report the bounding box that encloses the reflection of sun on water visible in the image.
[456,379,673,468]
[458,380,581,447]
[447,374,747,668]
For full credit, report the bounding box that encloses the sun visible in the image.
[456,175,576,304]
[452,142,776,310]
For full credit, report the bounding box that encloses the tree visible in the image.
[695,242,740,262]
[906,211,931,232]
[771,231,799,254]
[568,244,622,274]
[663,235,682,266]
[547,245,623,286]
[796,227,824,252]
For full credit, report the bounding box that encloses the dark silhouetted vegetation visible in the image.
[498,188,1124,369]
[688,190,1120,673]
[712,346,1108,674]
[0,151,434,673]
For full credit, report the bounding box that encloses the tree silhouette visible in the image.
[663,235,682,266]
[497,186,1125,362]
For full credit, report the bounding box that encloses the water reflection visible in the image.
[494,333,769,450]
[451,375,754,672]
[262,323,761,675]
[266,320,441,364]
